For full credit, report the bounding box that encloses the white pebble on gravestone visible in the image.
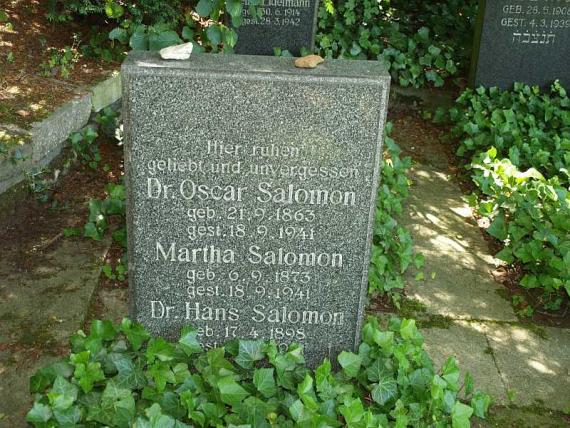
[159,42,194,60]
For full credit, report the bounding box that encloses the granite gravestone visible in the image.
[122,51,390,366]
[471,0,570,89]
[233,0,319,55]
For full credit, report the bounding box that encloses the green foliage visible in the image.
[451,81,570,183]
[470,149,570,305]
[0,8,14,30]
[95,106,121,139]
[449,82,570,309]
[70,127,101,169]
[369,124,423,297]
[80,29,126,61]
[39,44,81,79]
[316,0,477,88]
[28,317,489,427]
[48,0,183,27]
[50,0,255,55]
[102,263,126,281]
[84,182,126,246]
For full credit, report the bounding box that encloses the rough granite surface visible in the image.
[234,0,319,55]
[471,0,570,89]
[122,51,390,366]
[30,94,92,164]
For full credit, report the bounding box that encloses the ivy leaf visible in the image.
[225,0,243,20]
[400,318,418,340]
[442,357,460,391]
[471,391,492,418]
[148,361,176,392]
[487,212,508,240]
[47,376,79,410]
[253,368,276,398]
[371,377,398,406]
[53,406,82,425]
[30,360,74,393]
[339,398,364,425]
[417,27,430,41]
[129,27,149,50]
[222,27,238,49]
[181,26,194,41]
[120,318,150,351]
[495,247,514,264]
[112,355,147,390]
[104,2,124,19]
[84,222,102,241]
[109,27,128,44]
[101,381,136,426]
[146,338,175,363]
[26,402,52,424]
[90,320,117,341]
[218,376,249,405]
[196,0,213,17]
[235,340,264,369]
[71,352,105,393]
[373,331,394,354]
[178,325,202,356]
[148,30,182,51]
[409,368,432,400]
[206,25,222,46]
[451,402,473,428]
[289,399,309,423]
[338,351,362,378]
[172,363,191,384]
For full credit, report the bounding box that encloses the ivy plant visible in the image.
[28,317,490,427]
[316,0,476,88]
[448,81,570,311]
[369,124,423,300]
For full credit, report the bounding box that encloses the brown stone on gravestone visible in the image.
[470,0,570,89]
[233,0,320,56]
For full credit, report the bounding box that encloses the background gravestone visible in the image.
[233,0,319,55]
[122,52,390,366]
[471,0,570,89]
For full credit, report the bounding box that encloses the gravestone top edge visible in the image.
[122,51,390,83]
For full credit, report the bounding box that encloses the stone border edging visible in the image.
[0,72,121,195]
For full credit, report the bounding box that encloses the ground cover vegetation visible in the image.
[317,0,477,87]
[37,0,477,87]
[447,81,570,315]
[26,317,490,427]
[369,124,423,304]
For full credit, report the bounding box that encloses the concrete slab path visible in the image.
[391,114,570,413]
[0,237,107,427]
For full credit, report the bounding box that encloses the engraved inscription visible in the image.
[139,144,366,350]
[242,0,311,28]
[498,0,570,45]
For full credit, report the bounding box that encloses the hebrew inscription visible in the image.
[472,0,570,88]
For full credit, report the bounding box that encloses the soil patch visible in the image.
[0,0,120,128]
[0,135,123,269]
